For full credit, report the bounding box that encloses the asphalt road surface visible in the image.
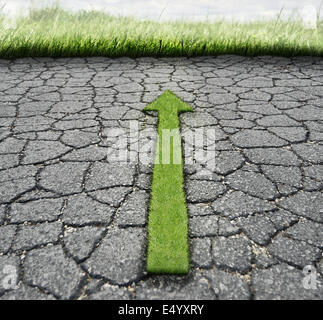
[0,55,322,300]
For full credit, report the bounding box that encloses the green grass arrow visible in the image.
[143,90,193,274]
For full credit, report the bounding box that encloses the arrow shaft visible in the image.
[147,163,189,273]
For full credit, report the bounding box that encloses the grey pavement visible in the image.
[0,55,322,300]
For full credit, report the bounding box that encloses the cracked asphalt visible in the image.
[0,55,322,300]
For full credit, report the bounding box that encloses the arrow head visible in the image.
[143,90,193,114]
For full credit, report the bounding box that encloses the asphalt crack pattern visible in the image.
[0,55,322,300]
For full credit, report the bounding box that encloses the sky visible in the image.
[0,0,322,22]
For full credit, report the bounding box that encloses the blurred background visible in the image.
[0,0,322,25]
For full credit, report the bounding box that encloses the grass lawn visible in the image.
[0,5,322,59]
[144,91,193,274]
